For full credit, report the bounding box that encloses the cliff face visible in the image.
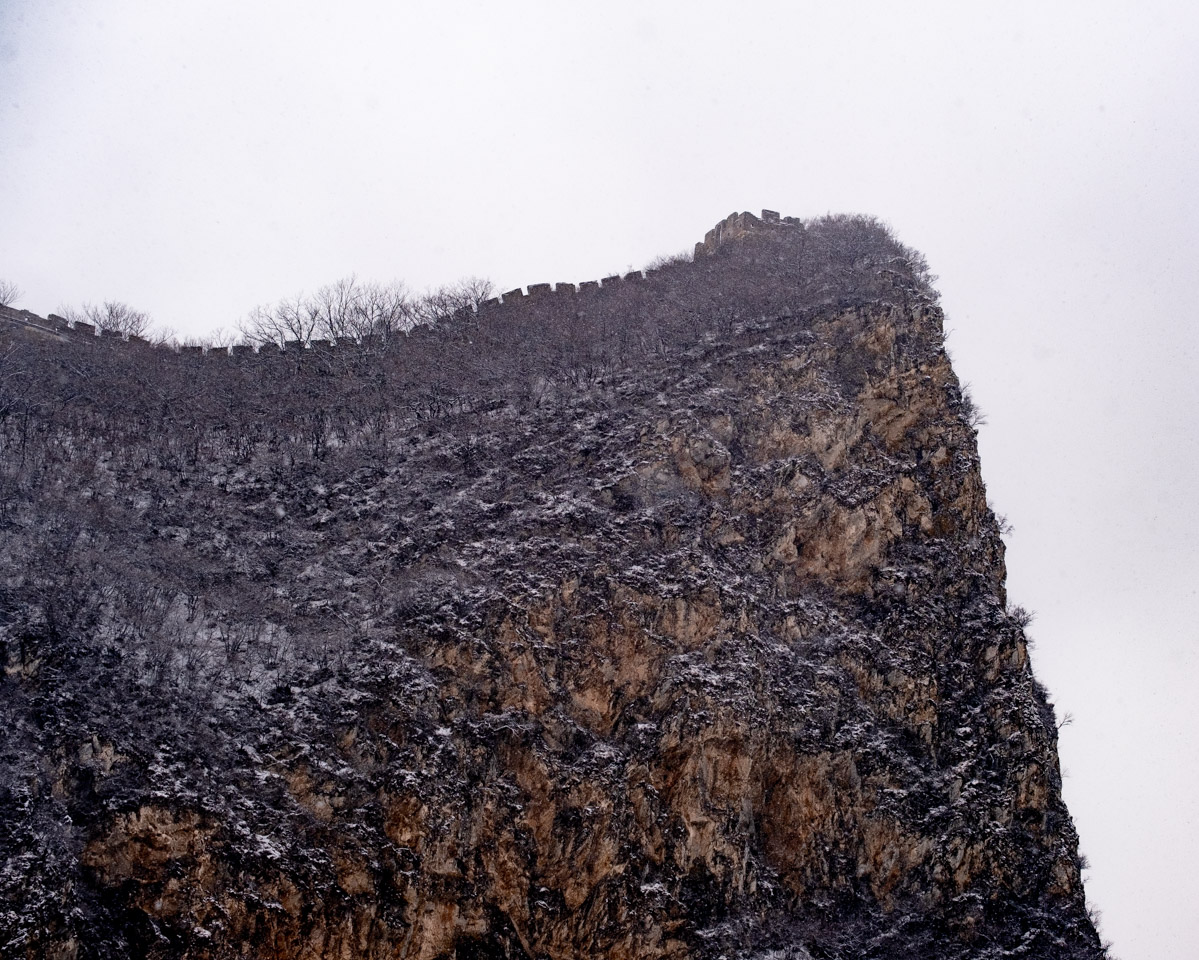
[0,213,1103,959]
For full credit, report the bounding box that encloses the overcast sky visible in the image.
[3,2,1196,956]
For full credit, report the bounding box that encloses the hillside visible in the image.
[0,212,1104,959]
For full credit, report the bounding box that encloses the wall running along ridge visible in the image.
[0,211,811,357]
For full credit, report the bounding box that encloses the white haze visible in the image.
[2,2,1196,956]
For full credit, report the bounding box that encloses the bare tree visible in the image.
[308,276,369,342]
[643,250,692,271]
[93,301,152,337]
[0,279,21,306]
[355,279,416,340]
[411,277,495,327]
[312,276,415,342]
[239,293,321,348]
[239,277,417,347]
[61,301,154,337]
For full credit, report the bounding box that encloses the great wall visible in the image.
[0,210,812,358]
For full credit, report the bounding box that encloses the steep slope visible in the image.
[0,213,1104,959]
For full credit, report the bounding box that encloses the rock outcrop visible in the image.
[0,213,1104,958]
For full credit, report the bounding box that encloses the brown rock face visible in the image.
[0,214,1103,959]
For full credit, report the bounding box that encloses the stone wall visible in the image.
[0,212,807,359]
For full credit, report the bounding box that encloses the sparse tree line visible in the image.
[237,275,494,349]
[58,300,155,339]
[0,279,22,307]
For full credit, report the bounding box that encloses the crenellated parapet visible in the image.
[0,304,71,342]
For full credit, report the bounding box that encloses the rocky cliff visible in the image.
[0,213,1104,958]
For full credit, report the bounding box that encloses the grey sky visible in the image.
[2,2,1196,956]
